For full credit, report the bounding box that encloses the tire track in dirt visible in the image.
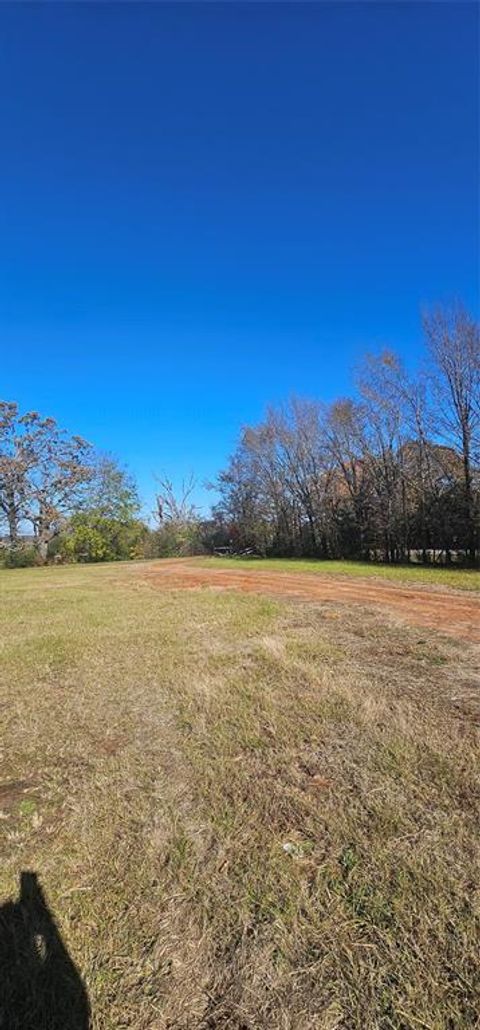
[144,561,480,643]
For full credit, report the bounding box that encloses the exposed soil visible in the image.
[145,560,480,643]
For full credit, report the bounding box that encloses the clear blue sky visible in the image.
[1,2,478,516]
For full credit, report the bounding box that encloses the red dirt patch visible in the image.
[144,560,480,644]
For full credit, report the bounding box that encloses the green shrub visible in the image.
[3,545,39,568]
[58,512,148,563]
[152,520,204,558]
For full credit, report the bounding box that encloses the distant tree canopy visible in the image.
[0,408,146,564]
[1,303,478,566]
[0,404,93,559]
[214,305,479,565]
[85,455,141,523]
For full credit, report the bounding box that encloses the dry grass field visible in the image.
[1,560,479,1029]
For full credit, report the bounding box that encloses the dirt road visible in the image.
[145,560,480,643]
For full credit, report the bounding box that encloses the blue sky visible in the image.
[0,2,478,517]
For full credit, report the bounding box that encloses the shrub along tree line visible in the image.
[1,303,479,566]
[213,305,480,565]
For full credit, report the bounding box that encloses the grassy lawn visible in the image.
[1,562,479,1028]
[197,555,480,591]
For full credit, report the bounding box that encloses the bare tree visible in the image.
[424,304,480,562]
[215,448,273,555]
[269,399,334,556]
[153,475,202,557]
[355,352,409,561]
[155,474,198,524]
[324,398,373,558]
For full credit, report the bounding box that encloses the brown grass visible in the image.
[0,561,479,1028]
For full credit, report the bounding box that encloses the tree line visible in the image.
[1,304,479,567]
[0,405,206,565]
[213,305,479,565]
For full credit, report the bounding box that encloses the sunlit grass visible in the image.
[197,555,480,590]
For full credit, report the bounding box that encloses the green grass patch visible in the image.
[197,555,479,590]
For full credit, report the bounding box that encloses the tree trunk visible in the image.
[7,507,18,546]
[461,427,476,564]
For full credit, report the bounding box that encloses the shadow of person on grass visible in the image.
[0,871,90,1029]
